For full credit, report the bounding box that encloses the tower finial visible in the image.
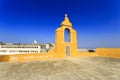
[65,14,68,17]
[60,14,72,27]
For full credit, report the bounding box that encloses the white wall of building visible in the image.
[0,43,53,55]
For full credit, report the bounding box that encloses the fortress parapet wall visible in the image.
[0,48,120,62]
[96,48,120,58]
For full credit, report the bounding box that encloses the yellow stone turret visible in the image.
[56,14,77,57]
[60,14,72,27]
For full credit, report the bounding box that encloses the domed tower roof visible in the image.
[60,14,72,27]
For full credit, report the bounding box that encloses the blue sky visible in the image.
[0,0,120,48]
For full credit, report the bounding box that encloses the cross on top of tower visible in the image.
[65,14,68,17]
[60,14,72,27]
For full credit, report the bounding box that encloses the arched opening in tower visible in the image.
[64,28,71,42]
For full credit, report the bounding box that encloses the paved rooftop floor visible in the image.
[0,57,120,80]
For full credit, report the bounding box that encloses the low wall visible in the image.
[0,55,9,62]
[0,53,50,62]
[0,46,57,62]
[72,52,98,57]
[0,48,120,62]
[78,52,98,57]
[0,53,65,62]
[75,48,120,58]
[96,48,120,58]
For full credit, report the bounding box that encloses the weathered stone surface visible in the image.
[0,57,120,80]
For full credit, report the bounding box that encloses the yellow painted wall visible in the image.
[1,48,120,62]
[0,55,9,62]
[0,49,61,62]
[96,48,120,58]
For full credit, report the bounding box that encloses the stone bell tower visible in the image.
[55,14,77,57]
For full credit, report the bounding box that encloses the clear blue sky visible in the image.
[0,0,120,48]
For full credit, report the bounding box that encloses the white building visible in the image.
[0,43,54,55]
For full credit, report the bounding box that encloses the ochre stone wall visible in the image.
[0,48,120,62]
[96,48,120,58]
[0,55,9,62]
[72,52,98,57]
[0,49,55,62]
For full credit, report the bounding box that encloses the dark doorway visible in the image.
[66,46,70,56]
